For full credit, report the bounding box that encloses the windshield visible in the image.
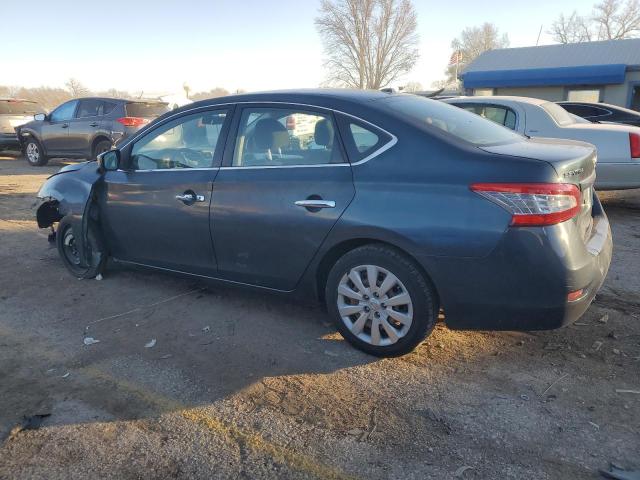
[125,102,170,118]
[542,102,578,126]
[381,95,522,146]
[0,100,45,115]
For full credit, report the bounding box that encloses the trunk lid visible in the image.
[481,137,597,242]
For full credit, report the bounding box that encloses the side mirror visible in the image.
[34,113,46,121]
[97,149,120,172]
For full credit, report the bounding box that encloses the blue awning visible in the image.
[462,64,627,88]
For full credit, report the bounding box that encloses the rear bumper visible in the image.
[421,195,613,331]
[0,133,20,150]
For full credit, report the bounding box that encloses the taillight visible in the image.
[116,117,149,127]
[470,183,581,226]
[630,133,640,158]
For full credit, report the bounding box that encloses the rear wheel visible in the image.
[92,139,113,160]
[24,139,48,166]
[56,217,106,279]
[325,244,438,357]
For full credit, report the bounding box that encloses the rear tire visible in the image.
[325,244,438,357]
[56,217,106,279]
[24,138,48,166]
[92,139,113,160]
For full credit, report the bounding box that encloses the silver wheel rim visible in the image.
[26,143,39,163]
[337,264,413,347]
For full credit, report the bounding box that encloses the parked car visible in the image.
[443,96,640,190]
[558,101,640,127]
[17,97,170,166]
[35,90,612,357]
[0,98,46,152]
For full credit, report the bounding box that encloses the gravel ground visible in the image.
[0,153,638,480]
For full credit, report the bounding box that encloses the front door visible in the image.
[41,99,77,154]
[100,108,231,275]
[210,105,355,291]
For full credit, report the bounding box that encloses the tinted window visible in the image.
[125,102,170,118]
[349,124,379,153]
[50,100,78,122]
[384,96,521,146]
[131,110,228,170]
[541,102,577,126]
[0,100,45,115]
[76,99,104,118]
[103,101,116,115]
[232,108,344,167]
[562,104,603,118]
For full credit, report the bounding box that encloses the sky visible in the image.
[2,0,593,95]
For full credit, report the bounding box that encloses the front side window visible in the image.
[232,108,344,167]
[383,96,522,146]
[50,100,78,122]
[130,110,228,170]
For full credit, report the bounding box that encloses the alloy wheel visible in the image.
[337,264,413,346]
[26,142,40,163]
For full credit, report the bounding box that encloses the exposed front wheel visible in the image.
[24,139,48,166]
[325,244,438,357]
[56,217,106,279]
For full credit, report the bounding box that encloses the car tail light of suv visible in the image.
[630,133,640,159]
[116,117,149,127]
[470,183,581,226]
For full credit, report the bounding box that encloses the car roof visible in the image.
[185,88,394,109]
[444,95,550,106]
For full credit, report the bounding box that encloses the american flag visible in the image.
[449,50,463,66]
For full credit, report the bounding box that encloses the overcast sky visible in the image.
[3,0,591,94]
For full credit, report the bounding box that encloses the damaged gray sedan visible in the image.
[35,90,612,357]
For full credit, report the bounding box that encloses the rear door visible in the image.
[101,107,231,275]
[210,104,355,290]
[41,100,78,154]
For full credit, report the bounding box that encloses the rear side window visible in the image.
[103,101,117,115]
[76,99,104,118]
[125,102,170,118]
[382,96,521,146]
[0,101,45,115]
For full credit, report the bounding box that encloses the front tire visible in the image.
[56,217,106,279]
[24,138,48,166]
[325,244,438,357]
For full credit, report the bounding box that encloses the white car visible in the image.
[443,96,640,190]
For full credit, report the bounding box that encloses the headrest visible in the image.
[254,119,288,150]
[314,119,334,147]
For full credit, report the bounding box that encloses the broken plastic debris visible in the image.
[83,337,100,346]
[145,339,157,348]
[202,326,210,333]
[592,340,603,351]
[598,314,609,324]
[61,372,70,378]
[95,273,103,281]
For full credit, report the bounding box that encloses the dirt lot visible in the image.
[0,153,638,479]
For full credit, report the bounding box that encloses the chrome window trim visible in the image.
[116,167,220,173]
[118,101,398,169]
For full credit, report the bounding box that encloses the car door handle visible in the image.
[61,124,69,129]
[89,122,99,127]
[176,191,205,204]
[294,199,336,209]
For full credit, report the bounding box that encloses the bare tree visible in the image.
[65,78,90,98]
[191,87,230,101]
[437,23,509,86]
[550,0,640,43]
[402,81,423,92]
[315,0,419,89]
